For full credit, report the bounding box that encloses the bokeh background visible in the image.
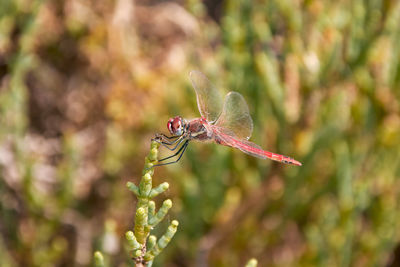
[1,0,400,266]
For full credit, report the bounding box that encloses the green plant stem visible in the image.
[245,258,258,267]
[94,251,105,267]
[125,141,179,266]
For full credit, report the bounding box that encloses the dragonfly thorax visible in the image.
[167,116,186,136]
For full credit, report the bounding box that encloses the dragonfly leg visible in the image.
[158,140,188,162]
[153,135,186,151]
[151,140,189,167]
[153,133,181,145]
[152,135,176,146]
[155,133,179,142]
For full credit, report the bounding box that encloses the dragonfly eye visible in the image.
[167,118,174,135]
[167,116,184,136]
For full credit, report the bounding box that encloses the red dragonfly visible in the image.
[153,71,302,167]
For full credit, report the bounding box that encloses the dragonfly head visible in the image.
[167,116,185,136]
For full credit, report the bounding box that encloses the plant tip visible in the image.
[126,231,134,239]
[134,249,142,257]
[164,199,172,207]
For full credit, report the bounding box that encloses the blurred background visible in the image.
[1,0,400,266]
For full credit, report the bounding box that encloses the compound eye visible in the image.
[172,117,184,135]
[167,119,174,134]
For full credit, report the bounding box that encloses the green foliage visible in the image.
[93,251,105,267]
[245,258,258,267]
[125,142,178,266]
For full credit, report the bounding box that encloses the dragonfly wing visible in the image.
[213,127,266,159]
[189,70,223,122]
[214,92,253,140]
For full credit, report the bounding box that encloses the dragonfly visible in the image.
[152,70,302,167]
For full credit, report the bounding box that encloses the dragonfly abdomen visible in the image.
[228,137,302,166]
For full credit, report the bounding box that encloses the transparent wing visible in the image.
[189,70,223,122]
[214,91,253,140]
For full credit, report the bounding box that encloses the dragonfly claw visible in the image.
[152,134,163,142]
